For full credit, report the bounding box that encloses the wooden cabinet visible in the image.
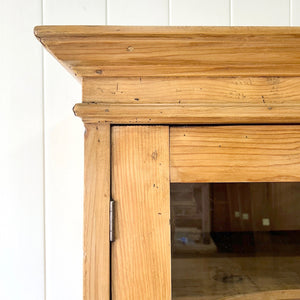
[35,26,300,300]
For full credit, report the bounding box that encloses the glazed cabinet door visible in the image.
[110,125,300,300]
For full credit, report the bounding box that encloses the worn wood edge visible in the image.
[83,124,110,300]
[73,103,300,124]
[34,27,82,82]
[75,66,300,78]
[34,25,300,38]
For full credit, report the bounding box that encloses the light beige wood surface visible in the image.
[77,75,300,125]
[82,77,300,104]
[34,26,300,78]
[34,25,300,36]
[170,126,300,182]
[111,126,171,300]
[83,124,110,300]
[73,103,300,124]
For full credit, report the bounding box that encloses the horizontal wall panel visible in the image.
[170,126,300,183]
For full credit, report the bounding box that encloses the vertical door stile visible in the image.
[84,123,111,300]
[111,126,172,300]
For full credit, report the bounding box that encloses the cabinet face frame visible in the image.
[34,26,300,300]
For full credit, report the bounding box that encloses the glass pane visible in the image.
[171,183,300,299]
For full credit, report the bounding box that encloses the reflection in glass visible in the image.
[171,183,300,299]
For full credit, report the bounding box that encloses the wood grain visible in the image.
[83,124,110,300]
[34,25,300,36]
[111,126,171,300]
[73,103,300,124]
[34,26,300,78]
[82,77,300,104]
[170,126,300,182]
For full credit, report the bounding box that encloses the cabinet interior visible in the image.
[171,183,300,299]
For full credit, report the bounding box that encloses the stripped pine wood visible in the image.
[73,103,300,124]
[82,77,300,104]
[170,126,300,183]
[83,124,110,300]
[34,26,300,78]
[111,126,171,300]
[35,25,300,36]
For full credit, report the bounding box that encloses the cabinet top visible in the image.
[35,26,300,79]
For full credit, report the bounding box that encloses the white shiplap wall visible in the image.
[0,0,44,299]
[2,1,300,299]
